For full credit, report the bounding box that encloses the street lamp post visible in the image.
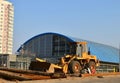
[21,45,27,70]
[21,45,24,70]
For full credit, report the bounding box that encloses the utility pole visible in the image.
[119,43,120,72]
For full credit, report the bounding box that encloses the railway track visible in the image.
[0,67,120,81]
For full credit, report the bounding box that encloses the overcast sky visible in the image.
[9,0,120,53]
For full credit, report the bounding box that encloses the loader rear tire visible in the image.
[69,61,81,74]
[89,61,96,74]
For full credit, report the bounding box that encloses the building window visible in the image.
[1,7,3,9]
[1,11,3,13]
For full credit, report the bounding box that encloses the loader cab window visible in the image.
[76,43,88,57]
[82,44,88,53]
[76,44,82,57]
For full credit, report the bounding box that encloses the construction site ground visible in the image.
[0,68,120,83]
[0,75,120,83]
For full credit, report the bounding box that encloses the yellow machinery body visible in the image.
[29,42,99,74]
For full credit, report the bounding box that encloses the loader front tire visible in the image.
[69,61,81,74]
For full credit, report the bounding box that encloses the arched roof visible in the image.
[18,32,119,63]
[17,32,74,51]
[24,32,74,45]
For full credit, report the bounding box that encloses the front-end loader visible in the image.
[29,41,99,74]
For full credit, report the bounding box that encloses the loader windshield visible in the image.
[76,43,88,56]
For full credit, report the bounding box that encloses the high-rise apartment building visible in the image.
[0,0,14,54]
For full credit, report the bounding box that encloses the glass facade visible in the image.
[19,33,76,59]
[22,34,53,57]
[52,35,75,57]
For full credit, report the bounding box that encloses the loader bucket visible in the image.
[29,61,62,73]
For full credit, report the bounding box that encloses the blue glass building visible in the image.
[18,32,119,63]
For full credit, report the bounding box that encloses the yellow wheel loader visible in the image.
[29,42,99,74]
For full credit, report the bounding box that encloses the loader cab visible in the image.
[70,42,88,57]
